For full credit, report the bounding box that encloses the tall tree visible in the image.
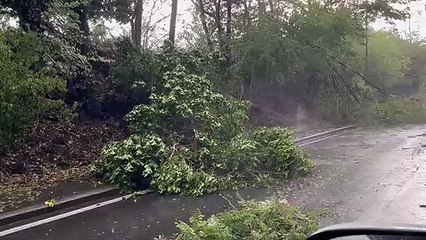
[194,0,213,49]
[0,0,52,32]
[259,0,266,15]
[242,0,251,26]
[73,3,90,35]
[133,0,143,46]
[169,0,178,44]
[225,0,232,80]
[268,0,274,13]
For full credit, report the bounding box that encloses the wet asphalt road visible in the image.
[3,125,426,240]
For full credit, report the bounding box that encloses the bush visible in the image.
[0,30,67,149]
[92,134,167,190]
[92,63,313,195]
[109,38,158,108]
[371,97,426,124]
[102,41,222,119]
[125,65,249,139]
[174,200,319,240]
[251,128,314,178]
[354,96,426,125]
[152,155,218,196]
[208,128,313,189]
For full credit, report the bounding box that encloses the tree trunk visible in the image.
[18,0,50,33]
[243,0,251,26]
[364,6,368,75]
[225,0,232,81]
[169,0,178,44]
[215,0,224,53]
[134,0,143,47]
[197,0,213,50]
[268,0,274,13]
[259,0,266,15]
[130,20,136,43]
[77,6,90,35]
[72,4,90,55]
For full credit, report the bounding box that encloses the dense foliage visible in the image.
[347,31,426,124]
[92,63,313,195]
[233,2,363,92]
[0,30,67,149]
[172,200,319,240]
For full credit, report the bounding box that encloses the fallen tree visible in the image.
[92,62,313,195]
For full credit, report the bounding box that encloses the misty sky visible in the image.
[179,0,426,37]
[105,0,426,41]
[372,0,426,37]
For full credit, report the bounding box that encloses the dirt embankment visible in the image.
[0,121,128,211]
[1,121,128,176]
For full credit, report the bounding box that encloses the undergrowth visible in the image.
[354,96,426,125]
[0,30,68,150]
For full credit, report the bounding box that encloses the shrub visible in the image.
[208,128,313,189]
[152,154,218,196]
[354,96,426,125]
[0,30,67,149]
[92,134,167,190]
[125,65,249,139]
[109,38,158,108]
[92,64,313,195]
[251,128,313,178]
[103,41,222,119]
[174,200,319,240]
[371,97,426,124]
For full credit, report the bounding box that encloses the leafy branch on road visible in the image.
[159,200,323,240]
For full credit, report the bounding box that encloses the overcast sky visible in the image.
[372,0,426,37]
[174,0,426,38]
[106,0,426,41]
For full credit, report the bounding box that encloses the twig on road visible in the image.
[219,193,237,210]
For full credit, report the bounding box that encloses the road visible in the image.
[2,125,426,239]
[281,124,426,225]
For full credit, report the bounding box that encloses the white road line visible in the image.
[0,194,133,237]
[295,125,355,143]
[298,134,341,147]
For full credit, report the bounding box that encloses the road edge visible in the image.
[295,125,357,144]
[0,186,119,226]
